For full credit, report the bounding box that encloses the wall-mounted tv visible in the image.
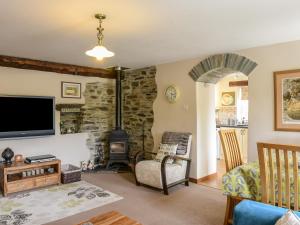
[0,95,55,138]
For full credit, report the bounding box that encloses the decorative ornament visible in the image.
[14,154,23,162]
[2,147,14,164]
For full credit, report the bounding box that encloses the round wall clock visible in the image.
[165,85,180,103]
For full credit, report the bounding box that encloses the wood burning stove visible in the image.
[106,67,129,169]
[110,142,126,154]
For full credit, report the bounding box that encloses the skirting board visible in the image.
[189,173,217,184]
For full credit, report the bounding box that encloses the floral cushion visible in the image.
[155,143,178,164]
[275,210,300,225]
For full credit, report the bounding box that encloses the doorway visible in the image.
[199,72,249,189]
[189,53,256,188]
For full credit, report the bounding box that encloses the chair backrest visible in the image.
[162,132,192,158]
[257,142,300,210]
[219,129,243,172]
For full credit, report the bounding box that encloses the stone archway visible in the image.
[189,53,257,83]
[189,53,257,180]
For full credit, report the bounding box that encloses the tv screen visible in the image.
[0,96,55,138]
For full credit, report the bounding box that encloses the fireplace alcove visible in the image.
[56,66,157,170]
[106,67,129,169]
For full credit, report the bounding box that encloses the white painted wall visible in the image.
[153,59,198,177]
[0,134,90,167]
[0,66,113,166]
[196,83,216,177]
[238,40,300,161]
[153,40,300,179]
[153,58,217,178]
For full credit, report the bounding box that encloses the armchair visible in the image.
[134,132,192,195]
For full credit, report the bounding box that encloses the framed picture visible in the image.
[61,82,81,99]
[274,69,300,131]
[221,92,236,106]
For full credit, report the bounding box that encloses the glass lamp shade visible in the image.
[85,45,114,60]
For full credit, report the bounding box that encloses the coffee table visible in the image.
[76,211,142,225]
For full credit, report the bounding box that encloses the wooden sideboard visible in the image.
[0,159,61,196]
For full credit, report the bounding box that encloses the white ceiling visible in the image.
[1,0,300,69]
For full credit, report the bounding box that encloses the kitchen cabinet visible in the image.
[235,128,248,162]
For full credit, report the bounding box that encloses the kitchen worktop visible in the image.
[216,124,248,128]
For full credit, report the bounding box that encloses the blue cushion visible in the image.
[233,200,300,225]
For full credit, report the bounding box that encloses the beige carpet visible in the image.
[45,173,226,225]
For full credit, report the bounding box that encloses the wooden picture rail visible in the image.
[0,55,116,79]
[229,80,248,87]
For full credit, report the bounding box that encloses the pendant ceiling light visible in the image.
[85,13,114,61]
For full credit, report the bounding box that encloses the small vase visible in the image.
[14,154,23,162]
[2,148,14,164]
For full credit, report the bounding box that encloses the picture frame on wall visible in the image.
[274,69,300,131]
[61,82,81,99]
[221,91,236,106]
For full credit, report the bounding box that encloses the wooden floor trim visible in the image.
[189,173,218,184]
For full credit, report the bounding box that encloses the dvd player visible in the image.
[25,154,56,163]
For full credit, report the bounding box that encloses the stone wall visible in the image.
[58,67,157,166]
[122,66,157,157]
[81,81,115,166]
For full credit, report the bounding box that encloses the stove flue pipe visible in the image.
[115,66,122,130]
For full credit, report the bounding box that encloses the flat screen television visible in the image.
[0,95,55,138]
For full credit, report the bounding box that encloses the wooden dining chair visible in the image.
[219,129,244,225]
[219,129,244,172]
[257,142,300,210]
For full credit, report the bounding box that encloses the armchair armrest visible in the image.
[160,155,192,195]
[161,155,191,165]
[145,151,158,156]
[168,155,191,162]
[133,150,158,186]
[134,151,157,165]
[134,151,143,165]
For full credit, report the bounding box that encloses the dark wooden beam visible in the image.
[229,80,248,87]
[0,55,116,79]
